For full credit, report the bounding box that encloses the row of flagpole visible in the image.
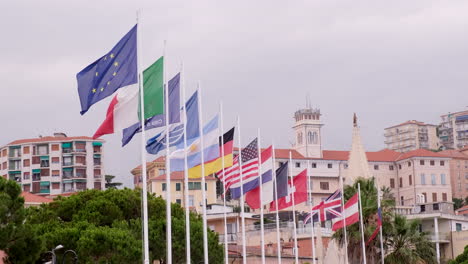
[132,14,386,264]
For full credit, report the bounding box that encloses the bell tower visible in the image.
[292,102,323,158]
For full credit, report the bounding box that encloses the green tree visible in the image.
[105,174,123,189]
[0,177,43,264]
[333,177,436,264]
[27,188,224,263]
[449,245,468,264]
[454,198,465,210]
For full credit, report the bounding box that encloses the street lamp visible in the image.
[62,250,78,264]
[46,245,64,264]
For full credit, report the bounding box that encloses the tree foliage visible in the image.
[104,174,123,189]
[449,245,468,264]
[332,177,436,264]
[25,188,223,263]
[0,177,43,264]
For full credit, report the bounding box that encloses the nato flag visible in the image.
[77,25,138,115]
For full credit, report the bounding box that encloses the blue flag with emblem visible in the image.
[77,25,138,115]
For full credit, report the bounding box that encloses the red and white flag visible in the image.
[332,193,360,231]
[269,169,308,211]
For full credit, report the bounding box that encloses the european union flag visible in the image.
[77,25,138,115]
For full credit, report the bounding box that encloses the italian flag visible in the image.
[93,57,164,139]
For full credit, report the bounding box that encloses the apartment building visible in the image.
[384,120,439,153]
[131,156,166,188]
[440,149,468,199]
[0,133,105,195]
[439,110,468,150]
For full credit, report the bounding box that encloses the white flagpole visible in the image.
[163,40,173,264]
[136,12,150,264]
[236,117,247,264]
[271,144,282,264]
[358,183,367,264]
[257,129,265,264]
[376,183,385,264]
[339,172,349,264]
[289,151,299,264]
[181,63,191,264]
[219,102,229,264]
[197,82,210,264]
[307,160,317,264]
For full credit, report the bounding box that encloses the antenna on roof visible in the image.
[306,93,311,108]
[353,113,358,127]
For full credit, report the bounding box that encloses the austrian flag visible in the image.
[332,193,360,231]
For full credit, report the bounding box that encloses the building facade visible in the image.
[384,120,439,153]
[440,149,468,199]
[0,133,105,195]
[439,110,468,150]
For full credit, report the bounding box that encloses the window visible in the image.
[23,146,30,154]
[319,182,329,190]
[158,169,166,175]
[63,156,73,166]
[344,164,348,169]
[23,172,30,180]
[430,160,435,166]
[389,165,394,171]
[374,165,379,170]
[1,149,7,157]
[399,178,403,188]
[76,156,86,165]
[433,203,439,211]
[422,193,427,203]
[440,161,445,166]
[189,195,194,207]
[2,162,6,170]
[421,205,426,212]
[205,183,208,191]
[456,223,462,232]
[409,175,412,186]
[52,183,60,190]
[408,161,411,167]
[40,159,49,168]
[442,193,447,202]
[420,160,425,165]
[441,174,446,185]
[51,157,60,163]
[431,174,436,185]
[176,183,181,191]
[421,174,426,185]
[465,173,468,180]
[23,184,31,192]
[162,183,166,191]
[308,131,313,144]
[51,144,60,151]
[52,170,60,177]
[311,163,317,168]
[398,164,402,170]
[188,182,202,190]
[390,179,395,188]
[400,196,404,206]
[327,163,332,169]
[37,145,48,155]
[32,156,40,164]
[295,162,300,168]
[432,193,437,202]
[176,199,182,205]
[297,132,302,145]
[23,159,30,167]
[32,172,40,181]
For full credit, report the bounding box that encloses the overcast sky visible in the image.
[1,1,467,187]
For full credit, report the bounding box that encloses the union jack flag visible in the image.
[304,190,342,224]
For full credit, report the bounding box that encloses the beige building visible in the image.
[384,120,439,153]
[439,110,468,150]
[439,149,468,199]
[131,156,166,189]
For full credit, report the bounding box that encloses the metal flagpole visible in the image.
[272,143,282,264]
[257,129,265,264]
[163,40,172,264]
[136,12,150,264]
[289,152,299,263]
[219,102,229,264]
[376,183,385,264]
[197,82,210,264]
[181,63,191,264]
[236,117,247,264]
[358,183,367,264]
[307,160,317,264]
[339,172,349,264]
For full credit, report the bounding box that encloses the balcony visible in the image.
[62,162,74,167]
[62,148,73,154]
[72,148,86,154]
[428,232,450,243]
[63,188,76,193]
[75,172,87,178]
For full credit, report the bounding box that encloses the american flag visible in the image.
[217,138,258,196]
[304,190,342,224]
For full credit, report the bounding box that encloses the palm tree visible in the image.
[332,177,436,264]
[385,215,436,264]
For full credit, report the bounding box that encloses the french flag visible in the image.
[332,193,360,231]
[244,146,274,209]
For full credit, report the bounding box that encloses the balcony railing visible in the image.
[428,232,450,242]
[75,172,87,178]
[218,233,238,243]
[62,148,72,154]
[63,162,74,166]
[63,188,76,193]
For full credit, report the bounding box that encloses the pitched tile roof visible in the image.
[385,120,435,129]
[6,136,103,146]
[395,149,448,161]
[21,192,53,204]
[132,156,166,171]
[150,171,217,181]
[439,150,468,160]
[456,205,468,215]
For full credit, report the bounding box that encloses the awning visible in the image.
[40,156,49,160]
[63,180,73,183]
[63,168,73,171]
[32,169,41,173]
[94,154,101,158]
[9,145,21,149]
[62,142,72,148]
[92,142,102,147]
[75,141,86,144]
[40,181,50,186]
[73,179,87,183]
[8,171,21,175]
